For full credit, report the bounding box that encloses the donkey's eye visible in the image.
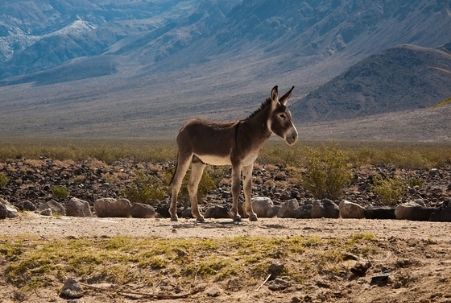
[278,113,287,120]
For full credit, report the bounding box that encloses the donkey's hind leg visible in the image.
[169,152,192,221]
[188,158,206,222]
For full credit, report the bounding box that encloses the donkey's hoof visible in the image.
[233,215,242,223]
[196,216,205,223]
[170,215,178,222]
[249,213,258,221]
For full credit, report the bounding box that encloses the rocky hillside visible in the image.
[292,43,451,122]
[0,0,450,138]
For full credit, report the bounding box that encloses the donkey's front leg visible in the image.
[231,165,242,222]
[243,164,257,221]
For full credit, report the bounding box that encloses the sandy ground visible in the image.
[1,216,450,303]
[0,215,450,242]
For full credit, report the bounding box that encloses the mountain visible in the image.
[0,0,450,139]
[292,43,451,122]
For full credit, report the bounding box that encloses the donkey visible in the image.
[169,85,298,222]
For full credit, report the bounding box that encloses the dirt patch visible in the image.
[0,217,450,303]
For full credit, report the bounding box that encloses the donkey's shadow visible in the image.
[172,219,246,230]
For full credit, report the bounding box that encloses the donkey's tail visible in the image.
[169,152,179,186]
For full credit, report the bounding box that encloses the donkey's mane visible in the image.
[246,98,272,120]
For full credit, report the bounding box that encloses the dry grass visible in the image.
[0,233,378,293]
[0,138,450,169]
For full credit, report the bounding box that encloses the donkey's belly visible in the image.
[195,154,231,166]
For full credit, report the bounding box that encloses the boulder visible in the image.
[0,198,18,218]
[296,203,313,219]
[364,206,396,219]
[40,208,53,216]
[339,200,365,219]
[94,198,131,217]
[59,278,84,299]
[66,197,92,217]
[251,197,274,217]
[205,205,230,219]
[19,200,36,211]
[130,203,156,218]
[395,201,435,221]
[311,199,339,218]
[39,200,66,216]
[429,201,451,222]
[267,206,281,218]
[278,199,300,218]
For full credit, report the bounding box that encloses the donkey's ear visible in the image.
[270,85,279,107]
[279,86,295,106]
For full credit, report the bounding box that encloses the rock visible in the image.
[40,208,53,216]
[370,273,390,286]
[267,277,291,291]
[19,200,36,211]
[94,198,131,217]
[268,261,285,279]
[343,252,359,261]
[205,205,230,219]
[278,199,300,218]
[0,203,7,219]
[364,206,396,219]
[251,197,274,217]
[0,198,18,218]
[429,202,451,222]
[267,206,280,218]
[395,201,435,221]
[39,200,66,216]
[205,286,222,297]
[178,207,193,218]
[350,261,371,277]
[311,199,339,218]
[296,203,313,218]
[66,197,92,217]
[59,278,84,299]
[339,200,365,219]
[130,203,156,218]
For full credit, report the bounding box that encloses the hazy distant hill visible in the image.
[292,43,451,122]
[0,0,450,140]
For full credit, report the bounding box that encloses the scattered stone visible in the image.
[311,199,339,218]
[251,197,274,217]
[350,261,371,277]
[39,200,66,216]
[364,206,396,219]
[278,199,300,218]
[0,198,18,218]
[429,202,451,222]
[268,261,285,279]
[370,273,390,286]
[395,201,435,221]
[343,252,359,261]
[94,198,131,217]
[267,277,291,291]
[40,208,53,216]
[59,278,84,299]
[339,200,365,219]
[291,297,302,303]
[66,197,92,217]
[205,286,222,297]
[205,205,230,219]
[19,200,36,211]
[130,203,156,218]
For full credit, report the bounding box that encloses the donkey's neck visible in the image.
[240,105,272,148]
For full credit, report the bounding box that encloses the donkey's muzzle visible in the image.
[286,128,298,145]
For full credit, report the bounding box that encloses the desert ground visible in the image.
[0,216,450,303]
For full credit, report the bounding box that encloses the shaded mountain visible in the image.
[292,44,451,122]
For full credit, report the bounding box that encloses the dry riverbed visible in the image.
[0,216,450,303]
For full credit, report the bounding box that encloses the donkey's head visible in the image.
[267,85,298,145]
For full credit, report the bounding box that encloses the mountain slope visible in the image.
[292,44,451,122]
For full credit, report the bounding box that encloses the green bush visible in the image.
[302,147,352,199]
[51,185,69,199]
[123,172,166,205]
[372,176,407,205]
[0,173,9,188]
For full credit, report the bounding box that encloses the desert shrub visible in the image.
[51,185,69,199]
[123,172,166,205]
[302,147,352,199]
[407,176,424,188]
[0,173,9,188]
[372,176,407,205]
